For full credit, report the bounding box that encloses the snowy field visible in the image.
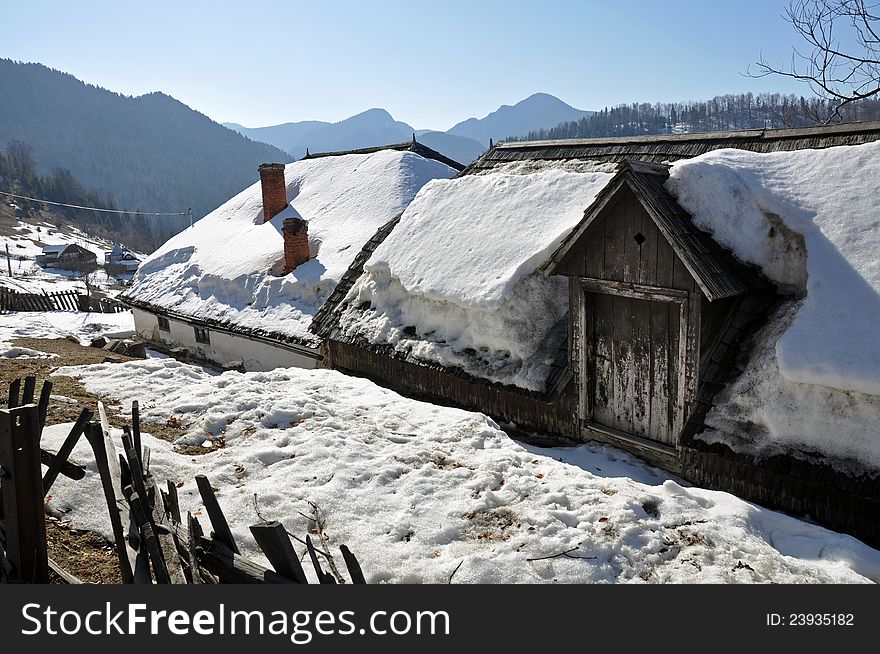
[38,356,880,584]
[0,310,134,350]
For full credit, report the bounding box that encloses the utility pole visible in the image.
[5,243,11,277]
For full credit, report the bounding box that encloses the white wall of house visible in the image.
[132,308,320,371]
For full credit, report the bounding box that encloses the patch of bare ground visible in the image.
[45,518,122,584]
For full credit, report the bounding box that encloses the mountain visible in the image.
[448,92,594,146]
[222,120,328,155]
[0,60,292,232]
[414,131,485,167]
[226,109,486,165]
[226,93,592,165]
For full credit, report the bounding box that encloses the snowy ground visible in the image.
[0,310,134,350]
[40,357,880,584]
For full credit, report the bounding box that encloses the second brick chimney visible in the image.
[258,163,287,222]
[282,217,310,273]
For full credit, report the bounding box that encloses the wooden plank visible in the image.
[21,376,36,405]
[590,292,614,426]
[39,449,85,481]
[42,407,92,493]
[8,378,21,409]
[250,521,308,583]
[578,277,689,301]
[638,198,659,286]
[340,544,366,584]
[0,405,49,582]
[36,380,52,430]
[195,474,240,554]
[603,192,626,281]
[186,513,204,584]
[610,295,633,434]
[83,422,134,583]
[128,491,171,584]
[165,479,181,524]
[131,401,142,467]
[630,294,651,437]
[48,557,84,584]
[306,535,336,584]
[649,301,672,444]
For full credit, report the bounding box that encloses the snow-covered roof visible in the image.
[667,139,880,471]
[321,137,880,472]
[326,167,614,390]
[123,149,457,345]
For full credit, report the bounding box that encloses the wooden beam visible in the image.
[195,475,239,554]
[8,378,21,409]
[42,407,92,493]
[83,422,134,583]
[0,405,49,582]
[249,521,308,583]
[36,380,52,431]
[21,376,36,405]
[340,544,366,584]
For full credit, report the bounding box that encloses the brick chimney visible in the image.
[258,163,287,222]
[282,217,310,273]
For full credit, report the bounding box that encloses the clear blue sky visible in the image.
[2,0,812,130]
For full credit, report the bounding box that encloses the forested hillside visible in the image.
[0,140,171,252]
[518,93,880,141]
[0,60,292,230]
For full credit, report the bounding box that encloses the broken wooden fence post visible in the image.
[164,479,182,525]
[21,376,36,405]
[195,474,240,554]
[41,407,92,493]
[83,421,134,583]
[249,521,308,583]
[36,379,52,431]
[340,544,367,584]
[0,404,49,583]
[131,400,142,464]
[306,535,336,584]
[7,378,21,409]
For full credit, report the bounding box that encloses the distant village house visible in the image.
[35,242,97,272]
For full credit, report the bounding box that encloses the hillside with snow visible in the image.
[1,204,136,296]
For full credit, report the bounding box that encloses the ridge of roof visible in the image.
[495,120,880,150]
[300,140,466,171]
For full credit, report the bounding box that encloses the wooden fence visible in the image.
[0,286,126,314]
[0,376,365,584]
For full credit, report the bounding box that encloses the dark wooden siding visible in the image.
[556,187,700,296]
[326,341,578,438]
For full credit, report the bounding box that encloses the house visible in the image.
[122,140,463,370]
[35,243,98,272]
[105,244,141,276]
[312,121,880,545]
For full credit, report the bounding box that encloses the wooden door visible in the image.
[585,290,683,447]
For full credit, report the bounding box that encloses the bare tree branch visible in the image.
[748,0,880,122]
